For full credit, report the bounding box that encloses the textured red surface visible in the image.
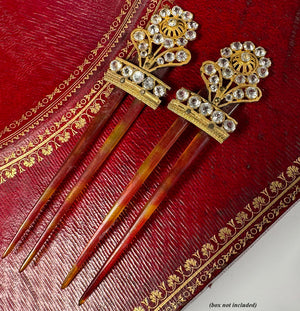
[0,0,299,311]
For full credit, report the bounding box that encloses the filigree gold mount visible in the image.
[168,41,271,143]
[104,6,198,110]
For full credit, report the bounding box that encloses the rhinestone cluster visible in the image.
[110,60,167,98]
[202,41,271,104]
[131,5,197,68]
[176,88,236,133]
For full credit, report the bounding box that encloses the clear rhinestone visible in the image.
[241,52,251,62]
[176,88,189,101]
[138,42,148,51]
[142,77,155,90]
[209,75,219,84]
[210,85,217,92]
[221,47,232,58]
[222,68,234,79]
[110,60,122,71]
[233,89,244,99]
[151,14,162,24]
[187,21,199,30]
[177,37,188,46]
[230,41,243,51]
[185,30,196,40]
[243,41,255,51]
[148,24,159,35]
[225,94,233,102]
[153,33,164,44]
[223,120,236,133]
[156,57,164,65]
[160,8,171,18]
[259,57,271,68]
[168,19,177,27]
[172,6,183,16]
[200,102,213,116]
[211,111,225,124]
[132,71,145,84]
[121,66,133,77]
[248,74,260,84]
[164,52,175,62]
[246,86,259,99]
[217,58,229,68]
[164,38,174,48]
[182,11,193,21]
[140,51,148,58]
[153,85,166,97]
[133,31,145,41]
[255,46,266,57]
[235,75,246,84]
[204,63,216,75]
[176,50,188,62]
[188,96,201,109]
[257,66,269,78]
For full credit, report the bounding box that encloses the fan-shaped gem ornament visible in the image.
[168,41,271,143]
[104,5,197,110]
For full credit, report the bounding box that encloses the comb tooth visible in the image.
[79,131,210,304]
[2,86,127,259]
[62,116,189,288]
[18,98,145,271]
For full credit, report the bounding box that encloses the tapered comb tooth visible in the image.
[2,86,127,257]
[61,265,79,289]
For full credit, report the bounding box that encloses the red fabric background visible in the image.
[0,0,299,310]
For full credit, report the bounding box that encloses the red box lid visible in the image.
[0,0,299,310]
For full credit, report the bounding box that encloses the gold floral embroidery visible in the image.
[201,243,214,257]
[5,167,17,179]
[252,196,265,209]
[41,145,53,156]
[149,290,163,303]
[74,118,87,129]
[90,103,101,114]
[287,165,299,178]
[269,180,283,193]
[218,227,232,240]
[235,211,249,225]
[183,258,197,272]
[167,275,180,288]
[23,157,35,168]
[58,132,71,143]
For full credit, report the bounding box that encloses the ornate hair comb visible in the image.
[104,6,198,109]
[3,6,198,273]
[168,41,270,142]
[70,42,271,305]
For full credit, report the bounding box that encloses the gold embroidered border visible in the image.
[133,157,300,311]
[0,0,172,183]
[0,0,141,147]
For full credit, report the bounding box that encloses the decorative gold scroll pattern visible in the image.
[133,157,300,311]
[0,0,141,148]
[0,0,172,184]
